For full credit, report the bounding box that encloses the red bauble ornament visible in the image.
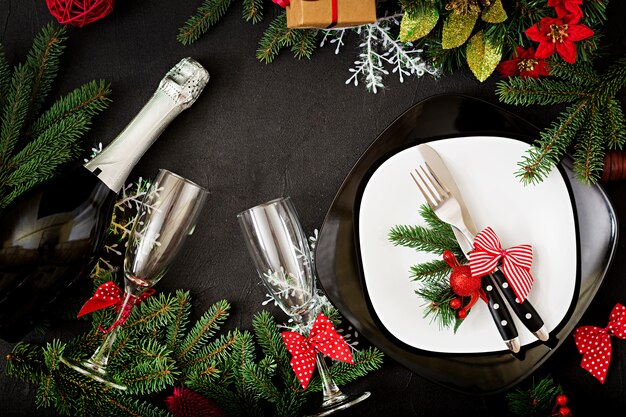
[555,394,568,406]
[46,0,115,28]
[166,387,227,417]
[558,406,572,417]
[449,298,462,310]
[443,250,486,319]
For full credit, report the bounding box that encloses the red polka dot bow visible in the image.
[77,281,154,333]
[281,313,354,389]
[469,227,534,302]
[574,303,626,383]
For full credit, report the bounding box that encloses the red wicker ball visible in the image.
[46,0,115,28]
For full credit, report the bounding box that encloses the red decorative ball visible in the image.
[555,394,568,406]
[558,406,572,417]
[166,387,227,417]
[450,298,462,310]
[457,309,468,319]
[46,0,115,28]
[449,265,481,297]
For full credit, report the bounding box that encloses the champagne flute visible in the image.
[61,169,208,389]
[238,197,370,416]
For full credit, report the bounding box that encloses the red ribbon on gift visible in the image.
[281,312,353,389]
[271,0,339,28]
[574,303,626,383]
[469,227,534,302]
[77,281,154,334]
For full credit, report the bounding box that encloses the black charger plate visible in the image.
[314,94,618,395]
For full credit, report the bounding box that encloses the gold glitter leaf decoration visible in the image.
[399,8,440,42]
[481,0,507,23]
[441,7,480,49]
[466,31,502,82]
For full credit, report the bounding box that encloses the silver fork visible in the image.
[410,163,522,353]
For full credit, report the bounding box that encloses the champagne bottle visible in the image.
[0,57,209,342]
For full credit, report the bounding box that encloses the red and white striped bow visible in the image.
[469,227,534,302]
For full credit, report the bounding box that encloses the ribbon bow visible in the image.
[77,281,154,333]
[469,227,534,302]
[281,313,353,389]
[574,303,626,383]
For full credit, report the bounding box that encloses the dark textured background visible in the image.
[1,0,626,416]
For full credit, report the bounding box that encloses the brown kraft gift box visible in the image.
[286,0,377,29]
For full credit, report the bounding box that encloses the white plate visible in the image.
[358,136,577,353]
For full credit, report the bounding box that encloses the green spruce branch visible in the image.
[497,55,626,184]
[389,204,464,330]
[0,23,111,208]
[506,375,564,416]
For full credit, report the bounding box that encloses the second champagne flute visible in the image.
[238,197,370,417]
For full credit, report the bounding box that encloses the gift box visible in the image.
[285,0,377,29]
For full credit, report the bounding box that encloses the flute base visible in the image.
[308,391,371,417]
[60,356,127,390]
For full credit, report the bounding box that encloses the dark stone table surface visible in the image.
[1,0,626,416]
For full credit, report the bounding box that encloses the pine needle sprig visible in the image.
[242,0,264,24]
[0,46,11,105]
[23,23,67,126]
[307,347,384,392]
[497,54,626,184]
[0,24,111,208]
[507,375,564,416]
[177,0,234,46]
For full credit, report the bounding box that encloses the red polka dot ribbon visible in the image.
[574,303,626,383]
[281,312,354,389]
[469,227,534,302]
[77,281,154,333]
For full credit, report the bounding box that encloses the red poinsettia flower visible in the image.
[548,0,583,23]
[497,47,550,78]
[525,16,594,64]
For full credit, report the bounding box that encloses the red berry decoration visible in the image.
[556,394,568,406]
[443,250,486,319]
[558,406,572,417]
[46,0,115,28]
[449,298,462,310]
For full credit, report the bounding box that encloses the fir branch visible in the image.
[388,224,459,254]
[507,375,563,416]
[121,357,178,396]
[5,342,45,384]
[307,347,384,392]
[0,64,32,165]
[500,54,626,184]
[24,23,67,125]
[165,290,192,353]
[0,45,11,105]
[29,80,111,137]
[275,389,307,417]
[242,0,264,24]
[291,29,318,60]
[105,394,172,417]
[176,299,230,362]
[182,332,237,373]
[243,359,281,403]
[516,100,590,184]
[410,259,452,283]
[416,279,459,329]
[256,13,295,64]
[177,0,234,46]
[496,78,592,106]
[123,292,179,334]
[604,98,626,150]
[573,101,604,184]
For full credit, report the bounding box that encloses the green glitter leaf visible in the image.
[441,7,480,49]
[399,7,439,42]
[481,0,508,23]
[466,31,502,82]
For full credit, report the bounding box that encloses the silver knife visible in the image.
[418,143,549,345]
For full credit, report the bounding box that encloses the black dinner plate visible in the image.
[314,94,618,395]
